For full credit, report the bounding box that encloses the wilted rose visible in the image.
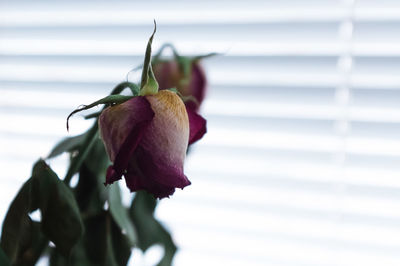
[99,90,206,198]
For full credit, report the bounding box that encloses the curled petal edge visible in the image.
[186,106,207,145]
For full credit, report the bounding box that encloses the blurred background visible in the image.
[2,0,400,265]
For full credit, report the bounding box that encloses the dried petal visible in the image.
[99,90,193,198]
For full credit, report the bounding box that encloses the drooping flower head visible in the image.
[67,22,206,198]
[99,88,206,198]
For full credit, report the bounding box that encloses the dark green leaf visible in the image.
[0,173,49,266]
[64,124,98,184]
[83,211,131,266]
[109,184,137,246]
[83,138,110,180]
[47,133,86,158]
[15,221,48,266]
[0,246,10,266]
[83,212,108,265]
[49,240,90,266]
[30,160,83,256]
[110,214,131,266]
[74,138,109,214]
[49,248,68,266]
[130,191,177,266]
[1,179,34,263]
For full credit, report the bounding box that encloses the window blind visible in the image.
[1,0,400,265]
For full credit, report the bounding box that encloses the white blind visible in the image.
[2,0,400,265]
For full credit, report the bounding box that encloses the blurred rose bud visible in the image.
[99,90,206,199]
[153,58,206,112]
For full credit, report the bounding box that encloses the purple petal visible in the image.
[105,166,121,184]
[153,61,179,91]
[123,91,191,198]
[99,96,154,185]
[186,63,206,112]
[125,147,189,199]
[186,106,207,145]
[153,61,207,112]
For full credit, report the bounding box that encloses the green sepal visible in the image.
[124,82,140,96]
[139,21,159,96]
[110,81,139,96]
[153,43,179,62]
[167,87,199,107]
[176,56,192,83]
[192,52,219,62]
[66,94,133,131]
[81,81,140,120]
[84,111,102,120]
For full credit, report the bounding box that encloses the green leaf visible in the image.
[74,139,109,214]
[0,247,10,266]
[130,191,177,266]
[83,211,130,266]
[108,184,137,246]
[1,179,35,263]
[0,181,48,266]
[64,124,99,184]
[1,160,82,264]
[19,221,48,266]
[30,160,83,257]
[83,212,108,265]
[49,240,90,266]
[109,214,131,266]
[47,133,86,158]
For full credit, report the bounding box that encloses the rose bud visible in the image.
[153,59,206,112]
[152,44,216,112]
